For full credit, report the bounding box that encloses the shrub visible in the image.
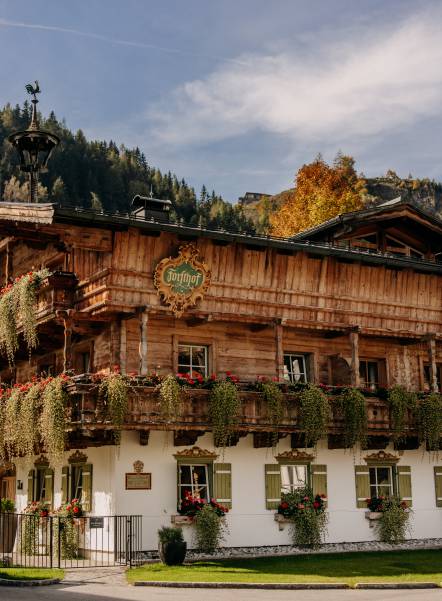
[193,504,227,553]
[158,526,184,544]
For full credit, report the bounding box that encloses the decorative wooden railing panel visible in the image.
[65,384,416,436]
[35,271,77,320]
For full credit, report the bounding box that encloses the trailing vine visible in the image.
[99,371,129,444]
[208,381,240,450]
[417,393,442,451]
[375,498,411,543]
[3,387,22,458]
[0,268,50,364]
[277,487,328,548]
[40,375,70,465]
[159,374,182,422]
[193,504,227,553]
[20,382,43,459]
[387,386,417,441]
[336,387,367,448]
[258,381,285,445]
[298,385,330,447]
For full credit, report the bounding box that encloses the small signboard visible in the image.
[125,472,152,490]
[89,517,104,529]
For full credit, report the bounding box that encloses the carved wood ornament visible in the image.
[364,451,399,464]
[276,449,314,463]
[173,446,218,459]
[154,244,211,317]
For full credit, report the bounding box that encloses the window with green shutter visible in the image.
[434,467,442,508]
[265,464,282,510]
[62,461,93,512]
[213,463,232,508]
[355,465,370,508]
[396,465,412,507]
[311,464,327,503]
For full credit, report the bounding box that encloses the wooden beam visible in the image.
[275,322,284,381]
[61,310,74,372]
[119,318,127,375]
[349,327,360,387]
[426,334,439,393]
[139,309,149,376]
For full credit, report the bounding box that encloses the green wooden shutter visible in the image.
[81,464,93,512]
[355,465,370,508]
[27,469,35,503]
[397,466,412,508]
[434,467,442,508]
[43,468,54,509]
[311,464,327,504]
[265,464,281,510]
[61,466,69,504]
[213,463,232,508]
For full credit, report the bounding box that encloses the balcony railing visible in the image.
[65,379,416,437]
[35,271,77,320]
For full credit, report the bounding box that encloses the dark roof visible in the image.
[0,201,441,274]
[292,199,442,241]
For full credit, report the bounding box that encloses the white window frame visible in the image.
[178,463,210,502]
[177,344,209,378]
[280,464,309,494]
[369,465,393,498]
[283,353,309,384]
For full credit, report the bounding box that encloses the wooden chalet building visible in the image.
[0,195,441,551]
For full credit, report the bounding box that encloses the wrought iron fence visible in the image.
[0,512,142,568]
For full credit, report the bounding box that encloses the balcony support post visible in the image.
[349,326,360,387]
[274,320,285,381]
[139,308,149,376]
[426,334,439,393]
[5,242,12,285]
[62,310,74,372]
[119,318,127,375]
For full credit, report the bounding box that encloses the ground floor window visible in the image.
[369,465,393,497]
[62,460,93,511]
[178,463,210,502]
[283,353,309,383]
[280,464,309,493]
[178,344,208,378]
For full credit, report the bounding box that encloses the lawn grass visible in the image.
[127,549,442,586]
[0,568,64,581]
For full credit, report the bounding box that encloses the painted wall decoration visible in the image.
[153,243,211,317]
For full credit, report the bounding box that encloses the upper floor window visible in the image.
[359,359,385,390]
[283,353,309,383]
[178,344,208,378]
[423,363,442,391]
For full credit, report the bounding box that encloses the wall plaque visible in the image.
[125,472,152,490]
[153,243,211,317]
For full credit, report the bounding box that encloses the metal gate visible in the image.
[0,512,142,568]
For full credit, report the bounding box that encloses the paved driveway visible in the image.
[1,569,442,601]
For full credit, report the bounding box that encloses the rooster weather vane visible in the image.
[25,80,41,102]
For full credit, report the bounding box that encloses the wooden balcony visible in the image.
[35,271,77,322]
[65,380,417,442]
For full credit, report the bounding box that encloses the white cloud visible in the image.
[149,8,442,147]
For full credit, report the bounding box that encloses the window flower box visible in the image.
[274,513,292,531]
[365,511,382,528]
[171,515,194,526]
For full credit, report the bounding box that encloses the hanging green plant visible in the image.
[336,387,367,448]
[99,371,128,443]
[40,375,70,465]
[3,387,23,458]
[0,268,50,364]
[19,382,43,459]
[387,386,417,440]
[298,385,330,447]
[417,393,442,451]
[208,380,240,449]
[193,503,227,553]
[258,381,285,445]
[277,487,328,548]
[375,497,411,543]
[159,374,182,422]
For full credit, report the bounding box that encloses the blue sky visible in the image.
[1,0,442,201]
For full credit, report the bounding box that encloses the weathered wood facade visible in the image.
[1,199,441,550]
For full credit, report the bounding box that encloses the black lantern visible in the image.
[8,82,60,203]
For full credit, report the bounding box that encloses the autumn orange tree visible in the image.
[270,154,366,237]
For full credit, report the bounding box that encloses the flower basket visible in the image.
[171,515,194,526]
